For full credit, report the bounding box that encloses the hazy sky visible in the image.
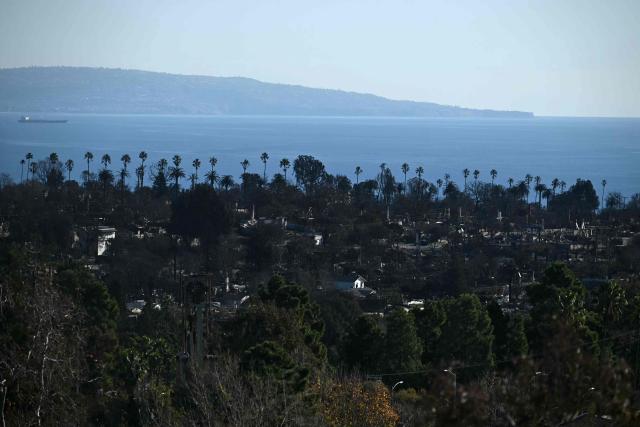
[2,0,639,116]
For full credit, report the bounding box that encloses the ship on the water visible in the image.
[18,116,68,123]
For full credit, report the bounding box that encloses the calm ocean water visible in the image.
[1,113,639,196]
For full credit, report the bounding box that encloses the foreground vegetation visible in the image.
[1,151,639,426]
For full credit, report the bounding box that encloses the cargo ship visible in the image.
[18,116,68,123]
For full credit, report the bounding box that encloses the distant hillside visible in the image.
[0,67,533,117]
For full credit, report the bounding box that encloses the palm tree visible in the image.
[490,169,497,186]
[121,154,131,188]
[138,151,148,187]
[534,183,546,207]
[189,173,197,189]
[135,166,144,189]
[84,152,94,183]
[416,166,425,199]
[601,179,607,210]
[280,158,290,181]
[205,169,219,188]
[169,155,185,189]
[436,178,443,201]
[119,168,129,194]
[29,161,37,181]
[209,156,218,170]
[25,153,33,181]
[192,158,201,184]
[508,177,514,188]
[517,180,529,202]
[560,180,567,193]
[473,169,480,182]
[463,168,470,191]
[206,157,218,187]
[401,163,410,194]
[241,159,250,175]
[49,152,59,166]
[542,188,552,208]
[220,175,234,191]
[260,152,269,182]
[355,166,362,184]
[65,159,74,181]
[524,174,533,203]
[101,154,111,169]
[551,178,560,197]
[20,159,25,182]
[444,173,451,186]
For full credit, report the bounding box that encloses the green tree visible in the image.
[382,308,422,373]
[438,294,494,375]
[260,152,269,182]
[279,158,290,181]
[169,155,185,190]
[344,315,384,373]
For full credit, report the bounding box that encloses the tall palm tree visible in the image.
[65,159,74,181]
[121,154,131,188]
[473,169,480,182]
[354,166,362,184]
[463,168,470,191]
[517,180,529,202]
[524,174,533,203]
[436,178,443,201]
[84,152,94,183]
[20,159,25,182]
[169,155,185,189]
[416,166,425,200]
[260,152,269,182]
[560,180,567,193]
[542,188,552,208]
[601,179,607,210]
[444,173,451,186]
[508,177,514,188]
[551,178,560,197]
[534,183,546,207]
[280,158,290,181]
[138,151,148,187]
[241,159,250,175]
[192,158,201,184]
[205,169,219,188]
[206,157,218,187]
[101,154,111,169]
[401,163,410,194]
[29,161,37,181]
[119,168,129,194]
[490,169,497,186]
[533,176,542,205]
[49,152,59,166]
[220,175,234,191]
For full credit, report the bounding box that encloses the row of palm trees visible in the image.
[18,152,606,206]
[351,163,579,206]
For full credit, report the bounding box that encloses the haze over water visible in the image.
[1,113,639,197]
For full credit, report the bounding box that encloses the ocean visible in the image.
[1,113,639,197]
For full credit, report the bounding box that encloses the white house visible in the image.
[335,273,367,290]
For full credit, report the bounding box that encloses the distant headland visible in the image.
[0,66,533,118]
